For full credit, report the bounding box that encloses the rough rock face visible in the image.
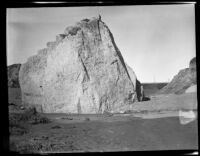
[8,64,21,88]
[125,64,144,101]
[136,79,144,101]
[19,16,138,113]
[189,57,196,69]
[160,57,196,94]
[185,84,197,93]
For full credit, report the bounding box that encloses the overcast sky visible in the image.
[7,5,195,83]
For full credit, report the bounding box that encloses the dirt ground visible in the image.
[9,114,198,153]
[8,88,198,153]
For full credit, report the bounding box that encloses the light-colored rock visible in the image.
[185,85,197,93]
[179,110,196,125]
[160,57,196,94]
[19,16,138,113]
[56,34,66,42]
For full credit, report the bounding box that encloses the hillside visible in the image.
[160,57,196,94]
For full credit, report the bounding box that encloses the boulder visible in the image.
[160,57,196,94]
[125,64,144,101]
[7,64,21,88]
[19,16,138,113]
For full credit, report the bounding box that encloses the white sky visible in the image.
[6,5,196,83]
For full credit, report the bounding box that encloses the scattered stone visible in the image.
[51,125,62,129]
[123,110,133,114]
[61,117,73,120]
[85,117,90,121]
[20,106,25,110]
[103,111,113,117]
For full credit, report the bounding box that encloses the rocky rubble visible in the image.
[19,16,143,113]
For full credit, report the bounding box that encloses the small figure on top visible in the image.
[98,14,101,21]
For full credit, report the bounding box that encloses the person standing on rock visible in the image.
[99,14,101,21]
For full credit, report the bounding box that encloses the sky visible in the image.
[6,4,196,83]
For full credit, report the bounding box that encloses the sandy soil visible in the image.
[8,88,198,153]
[116,92,197,113]
[10,114,198,153]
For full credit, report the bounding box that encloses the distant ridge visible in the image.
[160,57,196,94]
